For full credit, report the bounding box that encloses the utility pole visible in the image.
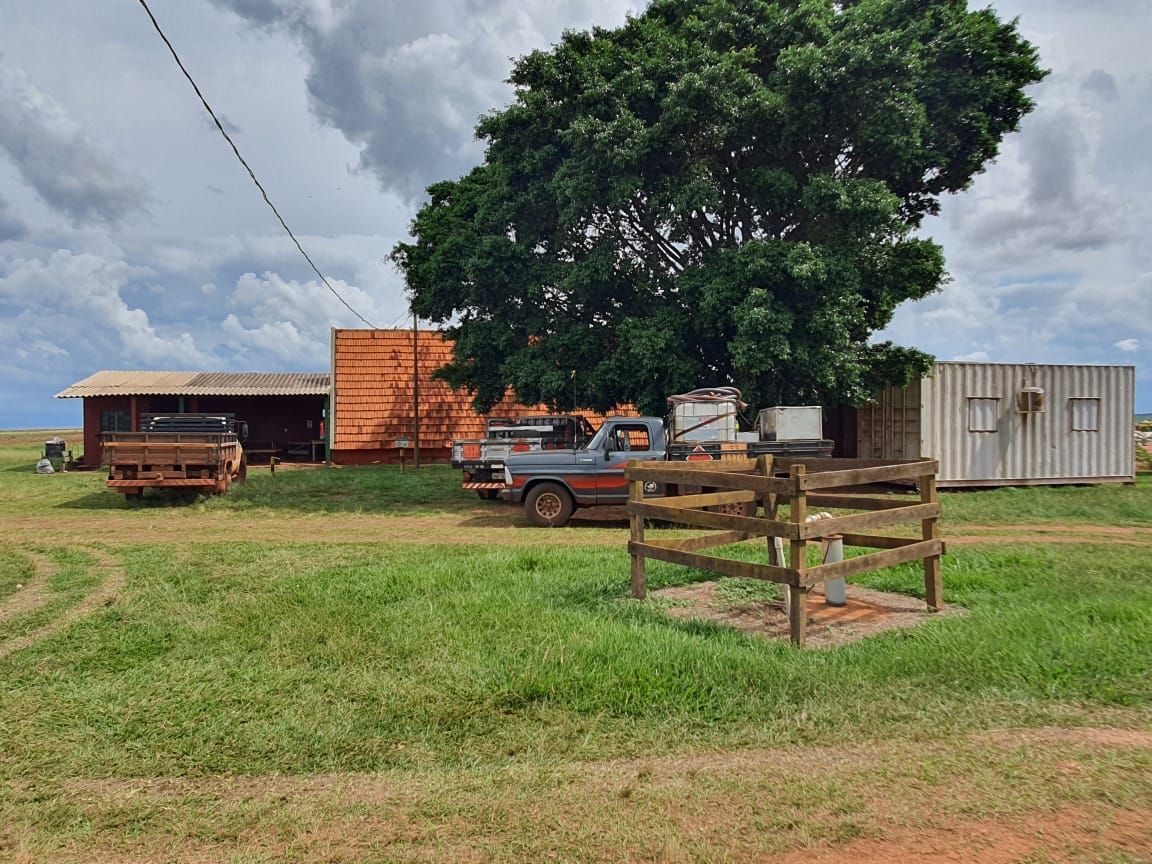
[413,311,421,468]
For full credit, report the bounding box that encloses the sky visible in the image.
[0,0,1148,429]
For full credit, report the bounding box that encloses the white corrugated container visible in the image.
[856,362,1136,487]
[671,400,739,442]
[758,406,824,441]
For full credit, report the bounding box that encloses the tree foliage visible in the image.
[393,0,1045,415]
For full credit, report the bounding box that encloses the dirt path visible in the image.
[10,725,1150,864]
[0,551,57,626]
[4,509,1152,548]
[0,547,125,661]
[768,806,1152,864]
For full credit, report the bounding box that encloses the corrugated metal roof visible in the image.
[332,329,634,450]
[56,370,330,398]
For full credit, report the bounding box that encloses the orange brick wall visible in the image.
[331,328,631,463]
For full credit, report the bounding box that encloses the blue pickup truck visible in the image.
[499,415,832,526]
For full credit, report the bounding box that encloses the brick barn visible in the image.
[331,328,547,464]
[56,371,330,466]
[330,328,631,464]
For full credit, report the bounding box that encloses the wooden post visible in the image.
[921,472,943,611]
[788,464,808,647]
[629,465,647,599]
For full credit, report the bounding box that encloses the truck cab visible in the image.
[452,414,596,499]
[500,417,665,526]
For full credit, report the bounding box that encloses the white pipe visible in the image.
[823,537,846,606]
[775,537,790,616]
[804,512,847,607]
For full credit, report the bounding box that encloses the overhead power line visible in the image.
[135,0,379,329]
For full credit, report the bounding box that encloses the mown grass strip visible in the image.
[0,541,1149,780]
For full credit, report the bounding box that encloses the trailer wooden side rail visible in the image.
[626,456,944,647]
[103,430,246,497]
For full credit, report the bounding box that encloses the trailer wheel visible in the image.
[476,489,499,501]
[237,455,248,483]
[525,483,574,527]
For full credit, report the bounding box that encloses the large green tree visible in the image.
[393,0,1045,415]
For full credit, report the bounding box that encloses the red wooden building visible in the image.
[56,371,330,466]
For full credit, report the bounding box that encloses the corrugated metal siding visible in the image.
[921,363,1134,485]
[856,377,922,460]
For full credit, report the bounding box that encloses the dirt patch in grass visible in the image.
[768,806,1152,864]
[655,580,966,647]
[0,552,57,626]
[0,547,125,661]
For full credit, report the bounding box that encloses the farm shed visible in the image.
[330,328,632,464]
[835,362,1135,488]
[57,371,330,466]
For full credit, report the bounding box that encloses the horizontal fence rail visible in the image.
[626,455,944,647]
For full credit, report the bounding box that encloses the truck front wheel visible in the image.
[525,483,574,528]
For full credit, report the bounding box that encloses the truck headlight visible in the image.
[452,444,462,462]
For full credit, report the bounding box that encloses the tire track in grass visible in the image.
[0,551,56,626]
[0,547,125,662]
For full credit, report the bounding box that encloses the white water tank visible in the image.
[671,399,739,442]
[758,406,823,441]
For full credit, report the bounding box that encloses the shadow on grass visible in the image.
[454,506,632,530]
[55,490,204,510]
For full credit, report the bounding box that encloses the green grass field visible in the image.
[1,431,1150,862]
[2,431,1149,524]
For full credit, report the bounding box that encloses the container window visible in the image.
[967,398,1000,433]
[1070,397,1101,432]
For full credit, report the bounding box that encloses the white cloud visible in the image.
[226,269,391,333]
[952,351,990,362]
[0,249,212,368]
[0,194,26,241]
[220,313,316,364]
[882,0,1152,413]
[0,63,152,227]
[209,0,643,199]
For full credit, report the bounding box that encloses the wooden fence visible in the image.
[626,455,944,647]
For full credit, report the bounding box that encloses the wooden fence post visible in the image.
[629,464,647,599]
[920,472,943,611]
[788,464,808,647]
